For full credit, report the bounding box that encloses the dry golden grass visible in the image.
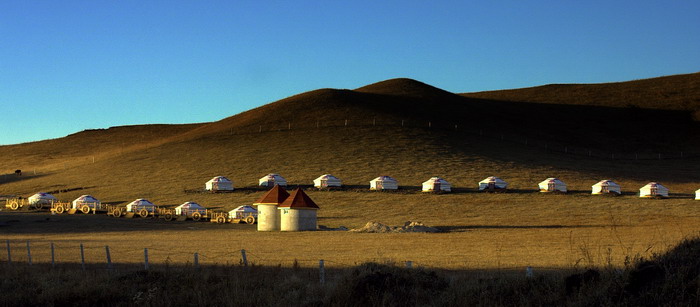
[1,76,699,272]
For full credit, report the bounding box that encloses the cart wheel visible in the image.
[81,205,91,214]
[55,205,65,214]
[245,216,256,224]
[192,212,202,221]
[216,216,225,224]
[32,202,44,210]
[164,213,173,221]
[113,209,122,218]
[9,200,20,210]
[138,209,149,218]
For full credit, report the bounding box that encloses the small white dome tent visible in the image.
[639,182,669,198]
[478,176,508,192]
[313,174,342,188]
[370,176,398,190]
[175,201,207,216]
[229,205,258,220]
[259,173,287,187]
[422,177,451,192]
[72,195,101,210]
[591,180,621,195]
[538,178,567,193]
[126,199,156,213]
[205,176,234,192]
[28,192,58,206]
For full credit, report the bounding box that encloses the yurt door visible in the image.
[434,182,441,191]
[601,185,608,193]
[376,181,383,190]
[488,182,495,190]
[650,186,658,196]
[548,182,556,191]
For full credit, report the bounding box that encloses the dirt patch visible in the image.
[350,221,440,233]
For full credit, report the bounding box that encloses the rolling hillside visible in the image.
[1,73,700,271]
[461,71,700,114]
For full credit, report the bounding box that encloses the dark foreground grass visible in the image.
[1,237,698,306]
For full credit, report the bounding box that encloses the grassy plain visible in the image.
[1,75,699,273]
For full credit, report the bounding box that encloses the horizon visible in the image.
[2,1,700,145]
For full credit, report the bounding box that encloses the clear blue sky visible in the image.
[2,1,699,145]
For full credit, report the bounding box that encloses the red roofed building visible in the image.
[279,188,320,231]
[254,185,290,231]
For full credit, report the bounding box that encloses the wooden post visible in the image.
[319,260,325,285]
[80,244,85,270]
[344,119,347,127]
[373,118,376,126]
[194,252,199,269]
[105,246,112,270]
[454,124,458,130]
[526,266,533,278]
[288,122,291,130]
[405,261,413,268]
[144,248,149,270]
[51,242,55,267]
[26,241,31,266]
[401,119,404,127]
[6,240,11,265]
[241,249,248,266]
[429,121,432,128]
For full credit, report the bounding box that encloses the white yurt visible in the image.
[313,174,342,188]
[259,173,287,187]
[370,176,398,190]
[538,178,567,193]
[205,176,234,191]
[229,205,258,219]
[695,189,700,200]
[478,176,508,191]
[254,185,290,232]
[279,188,319,231]
[175,201,207,215]
[422,177,451,192]
[639,182,669,198]
[28,192,58,206]
[126,199,156,212]
[591,180,621,195]
[72,195,101,209]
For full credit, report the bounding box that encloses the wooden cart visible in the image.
[105,205,153,218]
[209,211,256,224]
[5,198,47,211]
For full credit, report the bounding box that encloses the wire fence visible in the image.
[1,239,556,281]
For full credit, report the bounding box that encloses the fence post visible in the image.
[80,244,85,270]
[194,252,199,269]
[429,121,432,128]
[241,249,248,266]
[51,242,55,267]
[26,241,31,266]
[344,119,348,127]
[144,248,149,270]
[288,122,291,130]
[259,125,262,133]
[401,119,404,127]
[405,261,413,268]
[526,266,533,278]
[105,246,112,270]
[6,240,11,265]
[373,118,376,126]
[319,260,325,285]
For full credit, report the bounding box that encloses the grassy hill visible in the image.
[1,73,699,271]
[461,71,700,116]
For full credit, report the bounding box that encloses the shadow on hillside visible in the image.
[0,173,48,186]
[435,224,612,232]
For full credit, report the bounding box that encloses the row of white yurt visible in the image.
[639,182,670,198]
[538,178,568,193]
[479,176,508,191]
[205,176,234,191]
[28,192,58,206]
[72,195,101,209]
[175,201,207,215]
[591,180,621,195]
[422,177,451,192]
[254,185,319,231]
[126,199,156,212]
